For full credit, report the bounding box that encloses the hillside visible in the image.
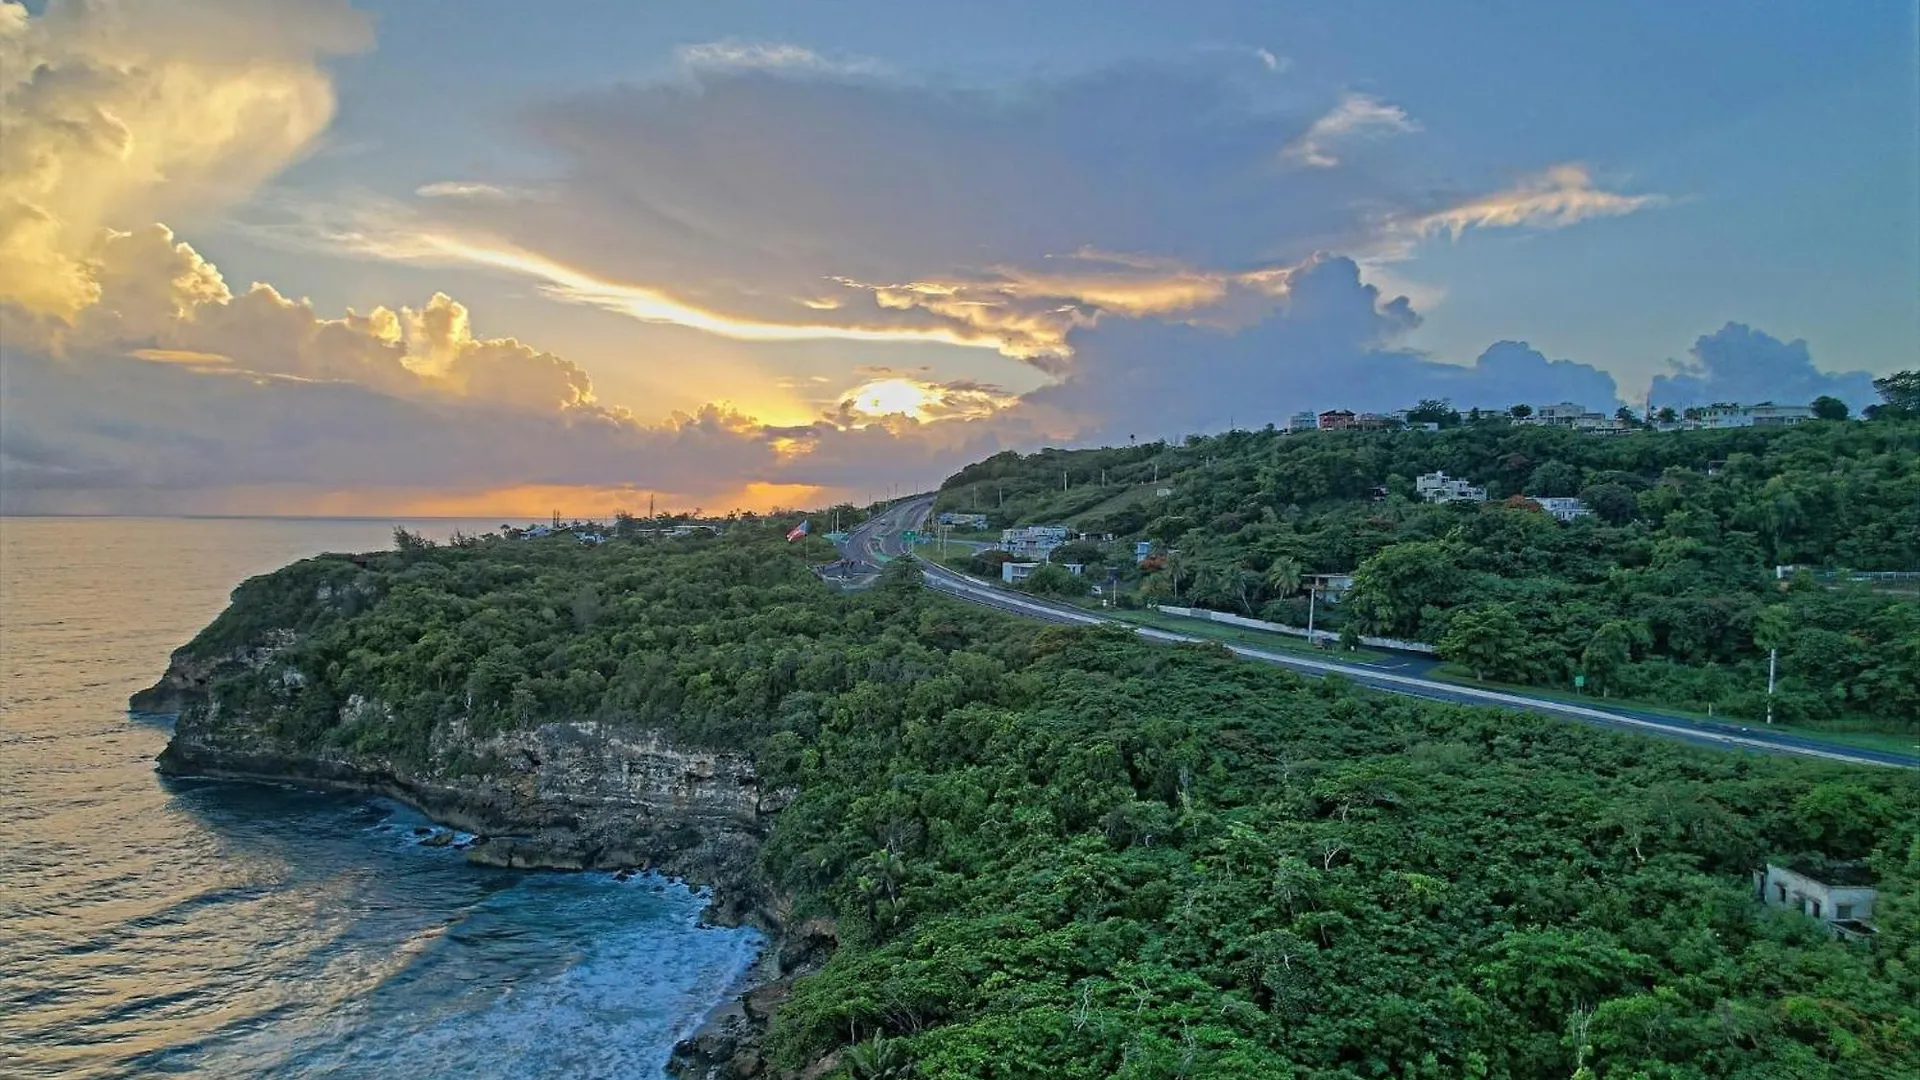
[143,522,1920,1079]
[935,417,1920,736]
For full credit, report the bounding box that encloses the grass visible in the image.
[1425,667,1920,759]
[1099,605,1403,664]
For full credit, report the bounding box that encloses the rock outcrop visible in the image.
[142,622,813,1078]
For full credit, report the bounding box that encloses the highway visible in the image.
[837,496,1918,770]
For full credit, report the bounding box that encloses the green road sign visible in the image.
[1573,674,1586,689]
[903,530,920,543]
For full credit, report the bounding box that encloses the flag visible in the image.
[785,519,810,542]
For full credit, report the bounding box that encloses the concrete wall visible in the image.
[1153,606,1438,655]
[1760,865,1876,922]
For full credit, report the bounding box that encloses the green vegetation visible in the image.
[185,526,1920,1078]
[935,412,1920,736]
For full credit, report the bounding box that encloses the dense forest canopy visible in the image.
[184,527,1919,1079]
[935,416,1920,735]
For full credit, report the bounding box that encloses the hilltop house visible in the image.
[1317,409,1357,431]
[1416,471,1488,504]
[1695,403,1815,429]
[1527,497,1593,522]
[1286,411,1319,433]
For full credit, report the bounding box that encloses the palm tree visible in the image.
[845,1034,913,1079]
[1264,556,1303,598]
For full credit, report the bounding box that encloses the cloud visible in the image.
[1649,322,1878,409]
[1281,92,1419,168]
[674,40,884,77]
[415,181,530,200]
[0,18,1697,515]
[0,0,368,317]
[1404,164,1664,241]
[310,61,1663,383]
[313,62,1427,365]
[1027,254,1622,438]
[0,220,1025,513]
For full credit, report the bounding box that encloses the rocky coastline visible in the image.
[141,648,827,1080]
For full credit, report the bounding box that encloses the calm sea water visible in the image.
[0,517,761,1079]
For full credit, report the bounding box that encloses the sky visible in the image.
[2,0,1914,517]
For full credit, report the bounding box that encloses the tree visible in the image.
[1655,406,1677,424]
[1018,563,1085,598]
[845,1033,914,1079]
[1578,482,1638,525]
[1264,556,1303,598]
[1347,541,1462,639]
[1439,604,1530,681]
[1810,395,1849,421]
[1866,370,1918,419]
[1407,398,1461,428]
[1525,461,1582,498]
[1508,404,1534,420]
[1580,622,1636,694]
[392,527,435,554]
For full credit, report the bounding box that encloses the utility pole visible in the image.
[1766,647,1778,724]
[1306,583,1318,646]
[1062,468,1068,492]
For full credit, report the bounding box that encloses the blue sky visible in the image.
[229,0,1918,386]
[1,0,1913,513]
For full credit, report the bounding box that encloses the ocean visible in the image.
[0,517,762,1079]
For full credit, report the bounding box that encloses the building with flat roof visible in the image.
[1286,411,1318,433]
[1317,409,1356,431]
[1756,861,1877,941]
[1527,497,1593,522]
[999,525,1070,560]
[1695,403,1814,429]
[1416,471,1487,504]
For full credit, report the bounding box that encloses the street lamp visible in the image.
[1766,647,1777,725]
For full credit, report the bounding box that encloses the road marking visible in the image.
[917,562,1912,770]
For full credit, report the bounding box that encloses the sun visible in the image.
[846,377,938,419]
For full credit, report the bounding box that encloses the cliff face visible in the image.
[146,643,786,927]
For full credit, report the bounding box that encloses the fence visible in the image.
[1152,605,1439,655]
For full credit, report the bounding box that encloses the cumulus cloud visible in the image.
[0,220,1015,513]
[1650,322,1878,409]
[1027,254,1621,438]
[0,0,369,317]
[1281,92,1419,168]
[0,12,1697,515]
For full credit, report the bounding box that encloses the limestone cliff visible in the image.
[144,635,786,925]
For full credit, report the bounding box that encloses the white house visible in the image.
[1528,497,1593,522]
[1416,471,1488,504]
[1757,862,1877,941]
[999,525,1070,560]
[1694,403,1815,429]
[1286,410,1319,433]
[1526,402,1594,426]
[938,512,990,528]
[1001,561,1040,585]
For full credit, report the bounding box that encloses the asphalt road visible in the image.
[833,497,1916,769]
